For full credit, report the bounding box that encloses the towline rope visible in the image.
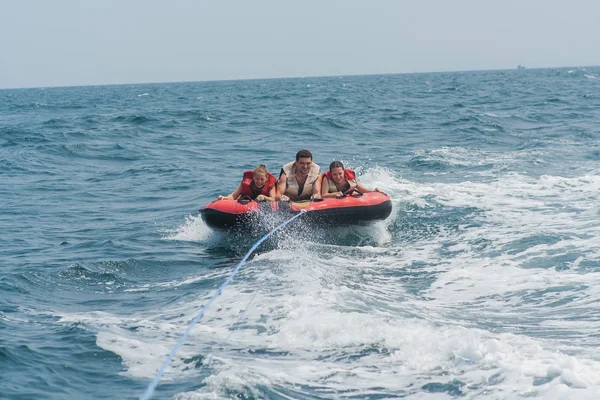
[140,209,307,400]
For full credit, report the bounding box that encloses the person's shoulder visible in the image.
[279,168,286,178]
[282,161,295,170]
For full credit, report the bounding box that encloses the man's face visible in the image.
[296,157,312,175]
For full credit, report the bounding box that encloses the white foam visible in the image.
[55,233,600,398]
[412,147,508,168]
[162,213,214,242]
[125,269,229,293]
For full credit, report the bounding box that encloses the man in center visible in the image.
[277,149,321,202]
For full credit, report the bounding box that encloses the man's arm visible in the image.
[312,175,323,199]
[277,169,287,200]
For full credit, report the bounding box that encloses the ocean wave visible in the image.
[110,114,158,124]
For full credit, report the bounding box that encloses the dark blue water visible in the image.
[2,67,600,399]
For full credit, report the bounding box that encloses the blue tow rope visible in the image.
[140,209,307,400]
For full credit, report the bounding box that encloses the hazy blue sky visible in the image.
[1,0,599,89]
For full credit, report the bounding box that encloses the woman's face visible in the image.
[330,167,345,184]
[253,172,267,187]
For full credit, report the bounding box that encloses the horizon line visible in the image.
[1,64,598,91]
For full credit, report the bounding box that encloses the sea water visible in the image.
[1,67,600,399]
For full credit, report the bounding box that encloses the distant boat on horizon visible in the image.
[517,64,525,69]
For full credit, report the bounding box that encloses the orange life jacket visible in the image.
[240,170,277,198]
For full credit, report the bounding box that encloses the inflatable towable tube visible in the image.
[200,191,392,230]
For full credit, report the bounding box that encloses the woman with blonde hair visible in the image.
[218,164,277,201]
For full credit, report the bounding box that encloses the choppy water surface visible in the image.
[2,67,600,399]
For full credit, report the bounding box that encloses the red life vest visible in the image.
[240,170,277,198]
[323,168,356,182]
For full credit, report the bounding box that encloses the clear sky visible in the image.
[1,0,599,89]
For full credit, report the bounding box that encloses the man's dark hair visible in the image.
[296,149,313,161]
